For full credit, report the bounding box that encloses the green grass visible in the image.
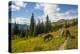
[11,25,78,53]
[11,34,65,53]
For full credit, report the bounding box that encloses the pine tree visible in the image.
[45,15,52,32]
[13,22,19,35]
[30,13,36,36]
[35,19,41,35]
[40,21,45,33]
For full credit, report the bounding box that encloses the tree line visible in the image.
[12,13,78,38]
[12,13,53,38]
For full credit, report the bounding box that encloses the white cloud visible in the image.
[16,17,30,25]
[11,3,78,24]
[10,1,27,11]
[11,17,30,25]
[14,1,27,8]
[11,18,16,23]
[65,9,78,19]
[35,4,41,10]
[65,11,70,15]
[56,10,78,20]
[35,3,77,22]
[56,8,60,11]
[35,3,60,22]
[35,3,44,10]
[10,4,20,11]
[43,4,58,16]
[69,9,78,14]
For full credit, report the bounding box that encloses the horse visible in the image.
[44,34,53,42]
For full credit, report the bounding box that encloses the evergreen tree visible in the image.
[40,21,45,33]
[35,19,41,35]
[34,19,45,36]
[30,13,36,36]
[13,22,19,35]
[45,15,52,32]
[72,18,78,26]
[33,23,36,36]
[20,29,26,37]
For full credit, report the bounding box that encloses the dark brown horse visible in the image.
[44,34,53,42]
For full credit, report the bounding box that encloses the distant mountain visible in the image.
[51,19,65,26]
[9,18,78,31]
[52,18,78,26]
[18,24,29,30]
[9,23,29,30]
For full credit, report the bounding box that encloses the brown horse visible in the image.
[44,34,53,42]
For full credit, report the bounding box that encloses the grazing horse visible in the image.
[44,34,53,42]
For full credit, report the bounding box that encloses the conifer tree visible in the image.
[30,13,35,36]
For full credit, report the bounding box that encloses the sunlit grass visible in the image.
[11,34,65,52]
[11,25,78,53]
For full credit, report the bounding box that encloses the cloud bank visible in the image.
[35,3,77,22]
[10,2,78,24]
[11,17,30,25]
[9,1,27,11]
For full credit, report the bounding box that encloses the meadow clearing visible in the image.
[11,25,78,53]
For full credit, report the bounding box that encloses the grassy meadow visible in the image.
[11,25,78,53]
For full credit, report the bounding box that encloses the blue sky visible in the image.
[9,1,78,24]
